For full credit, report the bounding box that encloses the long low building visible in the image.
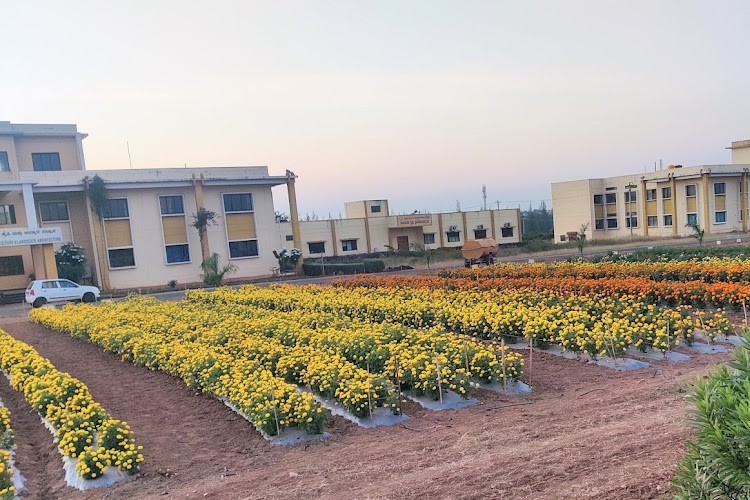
[277,199,522,259]
[0,121,522,293]
[552,139,750,243]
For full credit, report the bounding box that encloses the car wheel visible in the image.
[82,292,96,303]
[32,297,47,308]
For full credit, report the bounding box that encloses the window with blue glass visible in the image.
[222,193,253,212]
[165,244,190,263]
[103,199,129,219]
[159,195,184,215]
[229,240,258,258]
[32,153,61,171]
[0,152,9,172]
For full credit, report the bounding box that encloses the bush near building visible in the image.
[302,259,385,276]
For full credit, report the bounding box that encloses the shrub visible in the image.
[200,253,237,287]
[302,259,385,276]
[673,328,750,498]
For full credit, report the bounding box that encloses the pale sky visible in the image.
[2,1,749,217]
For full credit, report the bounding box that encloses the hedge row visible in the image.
[302,259,385,276]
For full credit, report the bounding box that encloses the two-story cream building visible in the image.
[0,121,299,292]
[552,139,750,243]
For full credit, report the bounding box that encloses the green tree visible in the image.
[55,243,87,283]
[686,222,705,246]
[200,253,237,287]
[576,223,589,259]
[191,208,218,262]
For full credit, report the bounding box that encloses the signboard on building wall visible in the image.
[0,227,63,247]
[396,214,432,227]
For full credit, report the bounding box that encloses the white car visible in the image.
[25,279,100,308]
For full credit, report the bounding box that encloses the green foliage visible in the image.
[594,245,750,263]
[576,223,589,258]
[55,242,87,283]
[272,248,301,272]
[303,259,385,276]
[673,328,750,498]
[687,223,706,246]
[191,207,218,234]
[200,253,237,287]
[84,174,108,219]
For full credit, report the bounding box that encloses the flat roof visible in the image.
[0,121,86,139]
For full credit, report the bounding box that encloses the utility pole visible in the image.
[495,200,501,210]
[482,185,487,211]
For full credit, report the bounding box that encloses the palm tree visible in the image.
[686,222,705,246]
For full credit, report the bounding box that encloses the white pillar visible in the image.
[22,183,38,228]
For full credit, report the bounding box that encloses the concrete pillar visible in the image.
[285,171,304,271]
[437,213,445,247]
[22,183,38,229]
[516,209,523,242]
[30,244,58,280]
[192,174,211,261]
[461,212,469,241]
[489,210,497,240]
[641,178,648,237]
[743,171,748,233]
[330,220,338,256]
[84,192,104,289]
[670,175,678,236]
[702,171,711,235]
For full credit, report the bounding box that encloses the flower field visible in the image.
[0,405,14,500]
[193,283,733,358]
[0,329,143,485]
[31,296,522,435]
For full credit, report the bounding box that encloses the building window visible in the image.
[606,218,618,229]
[222,193,253,212]
[39,202,69,222]
[108,248,135,268]
[0,255,24,276]
[686,184,697,197]
[687,213,698,226]
[341,239,358,252]
[159,195,184,215]
[605,193,617,204]
[423,233,435,245]
[714,182,726,195]
[0,205,16,225]
[664,214,673,226]
[308,241,325,254]
[446,231,460,242]
[624,191,637,203]
[715,211,727,224]
[285,235,294,242]
[103,199,129,219]
[593,195,603,205]
[370,205,381,213]
[662,187,672,199]
[501,226,514,238]
[229,240,259,258]
[626,216,638,228]
[32,152,61,171]
[474,229,487,239]
[165,244,190,263]
[594,219,604,230]
[646,189,657,201]
[0,152,9,172]
[647,216,658,227]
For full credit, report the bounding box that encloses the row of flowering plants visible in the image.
[30,300,326,435]
[0,329,143,483]
[188,290,524,396]
[336,274,750,309]
[204,285,733,358]
[0,406,14,500]
[438,258,750,283]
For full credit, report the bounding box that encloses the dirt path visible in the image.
[0,318,729,499]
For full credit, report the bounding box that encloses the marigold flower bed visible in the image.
[0,405,14,500]
[206,284,733,358]
[0,329,143,485]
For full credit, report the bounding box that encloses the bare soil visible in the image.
[0,317,729,500]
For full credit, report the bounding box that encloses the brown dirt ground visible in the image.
[0,317,731,500]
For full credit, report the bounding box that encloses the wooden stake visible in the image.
[463,341,470,375]
[500,338,507,390]
[435,357,443,404]
[367,362,373,419]
[394,357,403,415]
[528,335,533,389]
[743,301,748,328]
[273,402,281,437]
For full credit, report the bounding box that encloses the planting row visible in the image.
[336,274,750,308]
[0,405,13,500]
[439,259,750,284]
[31,298,522,434]
[199,285,734,357]
[0,329,143,486]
